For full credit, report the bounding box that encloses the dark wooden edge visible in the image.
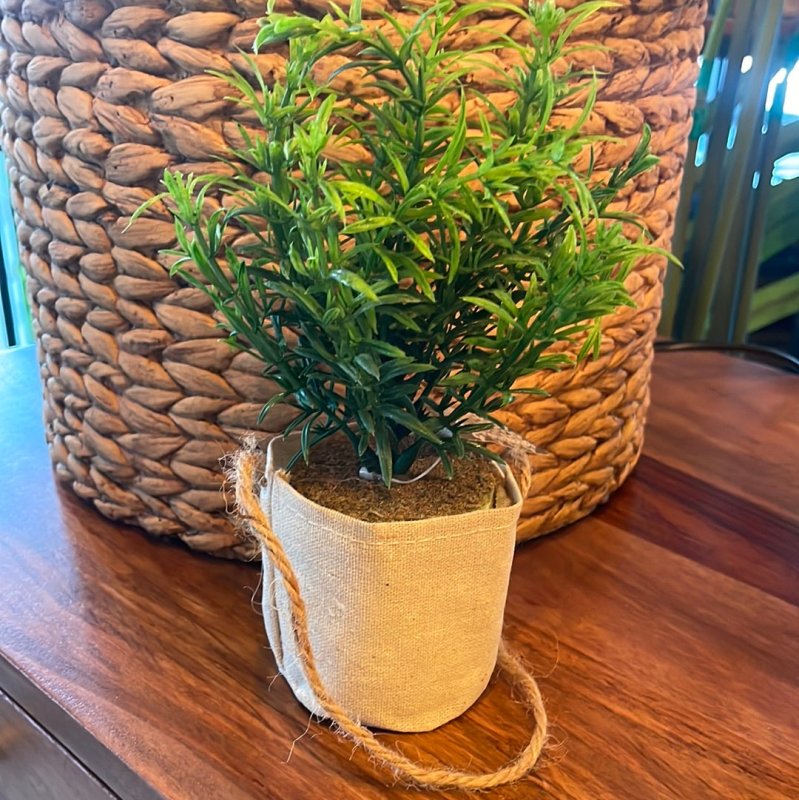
[0,652,163,800]
[0,689,120,800]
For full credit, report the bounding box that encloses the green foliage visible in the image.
[142,0,664,485]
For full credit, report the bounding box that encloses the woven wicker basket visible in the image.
[0,1,706,559]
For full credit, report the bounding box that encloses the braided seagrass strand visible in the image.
[0,1,707,558]
[234,444,548,791]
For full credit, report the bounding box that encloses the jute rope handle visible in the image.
[234,443,548,790]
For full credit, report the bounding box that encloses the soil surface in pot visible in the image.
[287,438,510,522]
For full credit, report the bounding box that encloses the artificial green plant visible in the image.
[139,0,663,485]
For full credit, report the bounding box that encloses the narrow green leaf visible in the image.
[354,353,381,379]
[342,216,396,234]
[330,269,379,302]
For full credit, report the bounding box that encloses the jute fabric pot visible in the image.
[259,434,521,732]
[0,1,707,557]
[234,437,549,789]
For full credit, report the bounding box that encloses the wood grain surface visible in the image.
[0,347,797,800]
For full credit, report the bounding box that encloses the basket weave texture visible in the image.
[0,0,706,559]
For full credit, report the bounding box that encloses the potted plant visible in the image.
[141,0,663,787]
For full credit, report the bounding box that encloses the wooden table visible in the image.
[0,346,797,800]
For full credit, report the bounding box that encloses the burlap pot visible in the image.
[235,438,548,789]
[0,1,707,558]
[258,434,522,732]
